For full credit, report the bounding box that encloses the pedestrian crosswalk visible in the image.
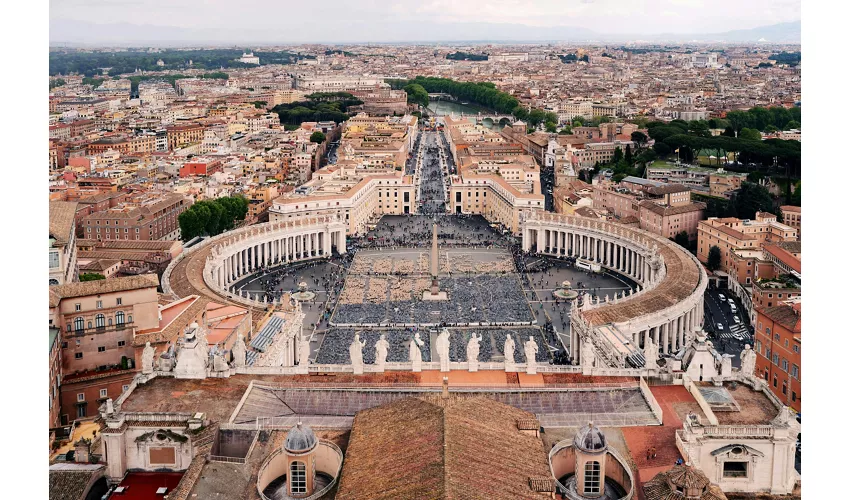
[716,323,752,341]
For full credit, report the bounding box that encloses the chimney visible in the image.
[442,376,449,399]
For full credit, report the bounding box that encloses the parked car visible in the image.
[716,323,724,331]
[732,332,744,341]
[718,293,727,301]
[733,316,741,324]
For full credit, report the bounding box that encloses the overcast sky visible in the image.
[50,0,801,37]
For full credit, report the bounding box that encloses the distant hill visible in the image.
[49,19,800,46]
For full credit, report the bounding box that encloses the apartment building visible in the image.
[779,205,801,239]
[81,194,192,242]
[166,124,206,150]
[49,201,80,286]
[697,213,797,276]
[754,301,801,412]
[49,274,160,423]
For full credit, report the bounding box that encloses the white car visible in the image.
[718,293,726,302]
[716,323,724,331]
[732,332,744,341]
[733,316,741,324]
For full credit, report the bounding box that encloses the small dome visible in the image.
[574,422,607,453]
[285,422,317,453]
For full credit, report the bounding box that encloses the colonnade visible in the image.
[526,226,660,285]
[521,212,707,368]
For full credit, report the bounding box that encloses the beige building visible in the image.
[697,213,797,276]
[779,205,801,239]
[50,201,80,286]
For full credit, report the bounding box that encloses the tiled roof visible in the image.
[335,396,551,500]
[51,273,159,302]
[758,303,801,333]
[643,464,727,500]
[48,463,105,500]
[49,201,79,245]
[639,200,707,216]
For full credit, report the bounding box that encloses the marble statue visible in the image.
[105,398,114,415]
[231,333,246,369]
[349,333,366,374]
[375,334,390,371]
[524,336,539,375]
[503,333,516,371]
[409,332,424,372]
[141,341,156,375]
[466,333,481,372]
[644,337,658,370]
[740,344,756,378]
[436,328,451,372]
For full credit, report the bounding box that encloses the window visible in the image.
[100,388,108,398]
[118,341,125,347]
[116,311,125,326]
[792,391,797,402]
[75,303,82,312]
[77,393,85,402]
[290,461,307,494]
[773,353,779,365]
[723,461,748,478]
[128,315,133,323]
[95,314,106,329]
[793,344,799,353]
[75,353,83,359]
[96,300,103,309]
[791,364,799,379]
[584,461,601,495]
[49,251,60,269]
[122,385,130,393]
[766,327,771,335]
[98,346,106,353]
[116,297,122,306]
[775,334,780,341]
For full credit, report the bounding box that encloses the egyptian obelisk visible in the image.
[424,221,447,300]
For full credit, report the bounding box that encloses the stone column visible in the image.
[662,323,669,354]
[339,230,346,254]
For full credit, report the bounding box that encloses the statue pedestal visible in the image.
[375,362,386,373]
[295,365,309,375]
[468,360,479,372]
[423,290,448,301]
[526,362,537,375]
[412,360,422,372]
[504,362,517,373]
[352,364,364,375]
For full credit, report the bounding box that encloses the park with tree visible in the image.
[178,196,249,241]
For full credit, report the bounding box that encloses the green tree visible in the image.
[707,246,722,271]
[612,147,623,164]
[631,131,648,150]
[673,231,690,248]
[731,182,774,219]
[178,210,203,241]
[624,144,633,165]
[786,120,801,130]
[545,121,558,133]
[310,131,326,144]
[790,182,801,206]
[79,273,106,282]
[739,128,762,141]
[403,83,429,108]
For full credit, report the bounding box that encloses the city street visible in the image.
[703,288,754,367]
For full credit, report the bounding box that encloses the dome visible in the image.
[573,422,607,453]
[285,422,317,453]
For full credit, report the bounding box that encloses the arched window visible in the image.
[74,317,84,332]
[95,314,106,329]
[116,311,125,326]
[128,315,133,324]
[49,278,59,286]
[584,461,601,495]
[290,461,306,494]
[108,318,113,326]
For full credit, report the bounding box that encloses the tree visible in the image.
[731,182,774,220]
[545,121,558,133]
[612,147,623,164]
[739,128,762,141]
[310,131,326,144]
[624,144,633,165]
[178,210,203,241]
[790,182,801,206]
[79,273,106,282]
[673,231,690,249]
[403,83,429,108]
[707,246,722,271]
[631,131,648,150]
[786,120,801,130]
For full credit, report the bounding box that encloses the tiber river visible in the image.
[425,99,507,131]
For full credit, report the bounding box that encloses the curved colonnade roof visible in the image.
[528,213,705,326]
